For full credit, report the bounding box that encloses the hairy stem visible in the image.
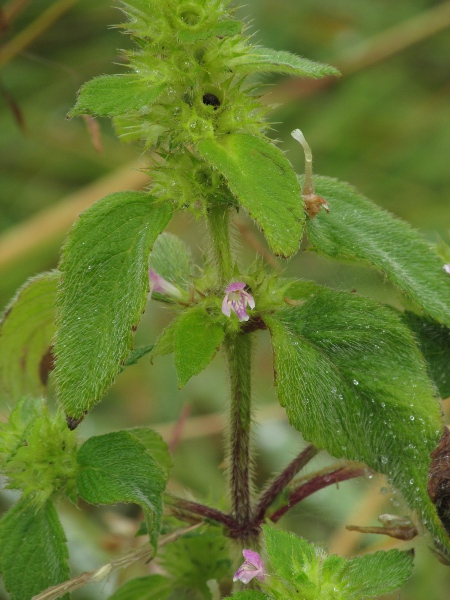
[253,444,318,525]
[225,333,253,537]
[207,203,233,286]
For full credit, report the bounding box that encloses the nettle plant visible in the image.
[1,0,450,599]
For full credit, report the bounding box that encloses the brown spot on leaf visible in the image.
[66,412,88,430]
[303,193,329,219]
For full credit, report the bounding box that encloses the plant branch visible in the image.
[225,333,253,538]
[270,463,366,523]
[167,496,236,529]
[31,523,201,600]
[253,445,318,525]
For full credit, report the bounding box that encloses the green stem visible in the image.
[225,333,253,537]
[207,203,233,286]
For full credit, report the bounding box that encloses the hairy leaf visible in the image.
[197,134,304,257]
[108,575,172,600]
[403,311,450,399]
[306,176,450,327]
[0,271,58,401]
[174,305,224,387]
[0,499,69,600]
[262,525,412,599]
[149,232,194,290]
[54,191,172,420]
[77,430,167,549]
[126,427,172,477]
[232,47,340,78]
[263,525,316,580]
[346,550,414,597]
[68,75,166,117]
[265,282,449,552]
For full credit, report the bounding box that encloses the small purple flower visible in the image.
[444,264,450,274]
[233,549,266,584]
[222,282,255,322]
[149,268,182,299]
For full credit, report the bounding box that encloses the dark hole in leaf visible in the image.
[202,93,221,109]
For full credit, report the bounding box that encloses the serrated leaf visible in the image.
[403,312,450,399]
[346,550,413,597]
[0,271,59,401]
[263,525,316,580]
[232,47,340,78]
[68,75,166,117]
[197,134,304,257]
[306,176,450,327]
[174,305,224,387]
[149,232,194,290]
[77,430,167,549]
[54,191,172,420]
[0,499,69,600]
[108,575,172,600]
[265,282,449,553]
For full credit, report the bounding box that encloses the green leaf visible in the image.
[0,401,78,503]
[306,175,450,327]
[346,549,414,597]
[160,528,231,598]
[403,311,450,399]
[150,318,177,360]
[265,282,449,553]
[262,526,412,599]
[197,134,304,257]
[54,191,172,420]
[263,525,316,580]
[0,271,58,402]
[149,232,194,290]
[0,499,69,600]
[68,75,166,117]
[108,575,172,600]
[174,305,224,387]
[126,427,172,477]
[122,344,155,368]
[232,47,340,78]
[77,430,167,549]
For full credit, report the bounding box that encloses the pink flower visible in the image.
[149,269,182,299]
[443,264,450,274]
[233,549,266,584]
[222,282,255,322]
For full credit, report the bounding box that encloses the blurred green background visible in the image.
[1,0,450,598]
